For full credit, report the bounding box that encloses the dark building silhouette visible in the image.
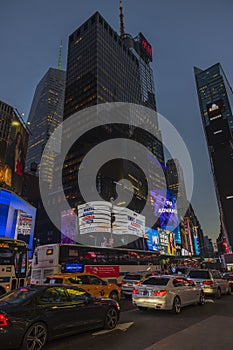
[194,63,233,251]
[25,67,66,186]
[62,11,165,215]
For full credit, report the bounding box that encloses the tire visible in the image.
[171,296,181,314]
[138,306,148,311]
[21,322,47,350]
[198,291,205,305]
[215,288,221,299]
[109,291,119,301]
[104,307,118,330]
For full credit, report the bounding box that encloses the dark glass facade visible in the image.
[195,63,233,250]
[26,68,66,185]
[62,12,165,249]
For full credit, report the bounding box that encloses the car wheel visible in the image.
[109,291,119,301]
[171,296,181,314]
[21,322,47,350]
[198,291,205,305]
[215,288,221,299]
[104,307,118,330]
[138,306,148,311]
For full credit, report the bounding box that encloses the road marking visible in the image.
[92,322,134,336]
[205,299,214,303]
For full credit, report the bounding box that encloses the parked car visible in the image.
[120,271,157,298]
[0,284,120,350]
[187,269,231,298]
[44,273,121,301]
[132,275,205,314]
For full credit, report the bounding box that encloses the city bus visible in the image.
[31,244,161,285]
[0,238,28,295]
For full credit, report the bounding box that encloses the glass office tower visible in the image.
[26,68,65,186]
[61,12,165,247]
[194,63,233,250]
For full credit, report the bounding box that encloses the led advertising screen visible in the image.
[158,228,176,255]
[61,209,78,244]
[4,113,28,194]
[150,189,179,229]
[15,211,32,244]
[0,188,36,258]
[145,227,160,252]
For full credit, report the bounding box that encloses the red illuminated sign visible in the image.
[85,265,120,278]
[141,39,152,56]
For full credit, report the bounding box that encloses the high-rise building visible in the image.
[25,67,66,185]
[62,11,165,218]
[194,63,233,251]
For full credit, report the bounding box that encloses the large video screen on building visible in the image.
[150,189,179,228]
[0,189,36,258]
[4,113,28,194]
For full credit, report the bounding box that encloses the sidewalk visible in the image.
[144,315,233,350]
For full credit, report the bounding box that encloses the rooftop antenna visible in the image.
[119,0,125,36]
[58,40,62,70]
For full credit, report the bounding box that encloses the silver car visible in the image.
[121,272,155,298]
[187,269,231,298]
[132,275,205,314]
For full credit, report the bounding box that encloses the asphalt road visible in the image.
[45,294,233,350]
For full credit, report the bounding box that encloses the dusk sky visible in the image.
[1,0,233,241]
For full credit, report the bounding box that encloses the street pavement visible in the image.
[45,294,233,350]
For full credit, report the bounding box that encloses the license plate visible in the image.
[142,290,148,296]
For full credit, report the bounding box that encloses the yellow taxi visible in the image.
[44,273,121,301]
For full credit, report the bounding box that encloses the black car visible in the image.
[0,284,120,350]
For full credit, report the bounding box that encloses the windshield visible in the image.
[188,270,210,279]
[0,287,38,304]
[142,277,169,286]
[0,248,13,265]
[44,277,64,284]
[123,274,143,281]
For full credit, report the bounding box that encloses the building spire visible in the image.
[119,0,125,36]
[58,40,62,70]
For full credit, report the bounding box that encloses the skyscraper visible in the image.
[194,63,233,250]
[62,11,165,216]
[25,67,66,185]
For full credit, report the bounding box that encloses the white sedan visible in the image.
[132,275,205,314]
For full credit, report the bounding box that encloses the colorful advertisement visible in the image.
[85,265,120,278]
[145,227,160,252]
[5,113,28,194]
[150,189,179,229]
[0,188,36,258]
[15,211,32,244]
[158,228,176,255]
[61,209,77,244]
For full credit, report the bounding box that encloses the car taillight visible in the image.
[132,289,139,294]
[0,313,9,326]
[135,281,142,286]
[153,290,167,297]
[203,280,214,285]
[120,281,126,285]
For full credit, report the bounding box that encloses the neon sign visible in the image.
[141,39,152,57]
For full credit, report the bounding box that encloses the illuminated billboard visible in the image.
[145,227,160,252]
[150,189,179,229]
[0,188,36,257]
[4,113,28,194]
[61,209,77,244]
[158,228,176,255]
